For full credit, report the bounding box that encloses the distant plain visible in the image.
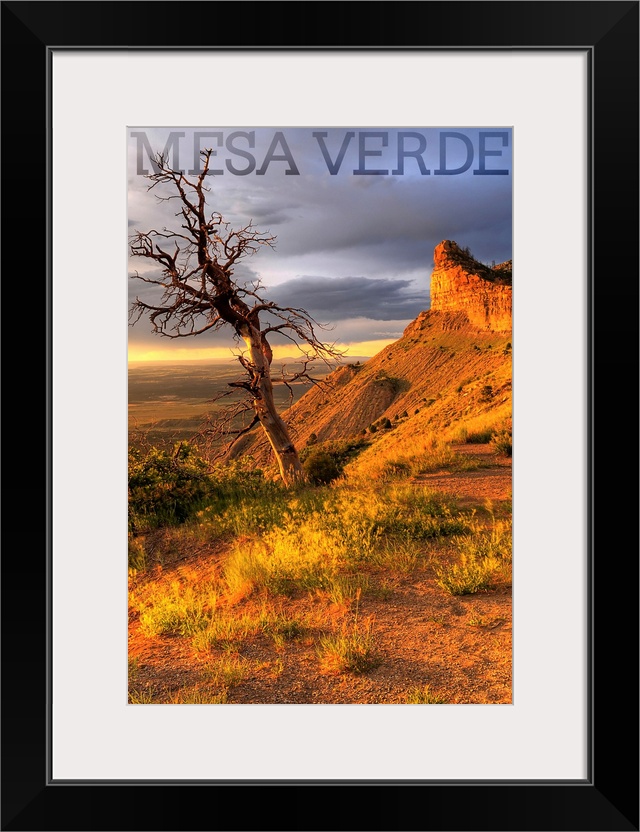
[128,359,334,447]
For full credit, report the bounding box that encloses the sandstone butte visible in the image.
[429,239,512,333]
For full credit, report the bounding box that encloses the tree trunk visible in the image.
[240,325,306,486]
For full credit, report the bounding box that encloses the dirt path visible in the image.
[413,443,512,506]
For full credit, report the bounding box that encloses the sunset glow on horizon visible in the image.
[127,339,396,365]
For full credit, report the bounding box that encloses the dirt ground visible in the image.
[128,445,512,705]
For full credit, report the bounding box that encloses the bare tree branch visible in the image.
[129,149,345,484]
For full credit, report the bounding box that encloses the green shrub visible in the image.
[303,450,341,485]
[466,429,494,444]
[128,443,214,532]
[128,447,277,534]
[301,438,367,485]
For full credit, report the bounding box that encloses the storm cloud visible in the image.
[270,275,427,322]
[127,127,512,356]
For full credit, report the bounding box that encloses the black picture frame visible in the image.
[2,2,638,830]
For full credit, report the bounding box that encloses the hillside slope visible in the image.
[231,240,512,469]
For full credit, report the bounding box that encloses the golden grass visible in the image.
[316,608,380,674]
[133,578,219,637]
[344,429,449,481]
[434,517,512,595]
[203,654,249,688]
[404,684,447,704]
[168,685,229,704]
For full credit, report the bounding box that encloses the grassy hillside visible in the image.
[232,309,512,476]
[128,301,513,705]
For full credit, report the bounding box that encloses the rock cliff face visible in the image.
[430,240,512,332]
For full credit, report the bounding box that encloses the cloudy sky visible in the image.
[127,127,512,362]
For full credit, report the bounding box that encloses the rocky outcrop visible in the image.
[430,240,512,332]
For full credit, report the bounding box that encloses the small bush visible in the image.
[405,684,447,704]
[303,450,341,485]
[301,438,367,485]
[317,613,380,674]
[434,554,500,596]
[466,429,494,444]
[491,429,512,457]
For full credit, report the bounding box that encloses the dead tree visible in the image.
[129,150,342,485]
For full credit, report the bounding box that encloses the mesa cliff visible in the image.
[430,240,512,332]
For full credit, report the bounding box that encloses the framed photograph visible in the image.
[125,123,515,708]
[2,1,638,830]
